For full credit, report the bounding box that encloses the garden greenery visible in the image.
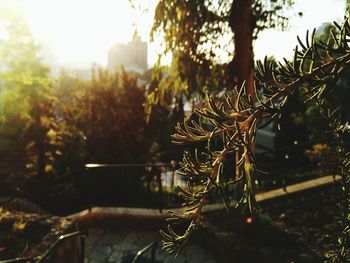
[161,18,350,262]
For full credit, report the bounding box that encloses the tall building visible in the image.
[107,31,147,74]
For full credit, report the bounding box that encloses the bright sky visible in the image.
[19,0,159,68]
[0,0,347,69]
[255,0,347,60]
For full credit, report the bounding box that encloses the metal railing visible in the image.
[0,257,35,263]
[82,142,332,211]
[131,241,157,263]
[37,230,86,263]
[0,230,86,263]
[2,138,345,215]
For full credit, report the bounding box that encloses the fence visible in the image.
[0,138,343,214]
[81,145,327,212]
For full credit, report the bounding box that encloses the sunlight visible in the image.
[1,0,346,68]
[20,0,156,67]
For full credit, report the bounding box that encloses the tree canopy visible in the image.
[151,0,295,102]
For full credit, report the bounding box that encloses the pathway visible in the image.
[85,227,217,263]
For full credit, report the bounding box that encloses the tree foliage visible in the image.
[53,69,153,208]
[146,66,185,162]
[150,0,295,102]
[0,5,162,209]
[161,18,350,262]
[73,69,148,164]
[0,6,59,184]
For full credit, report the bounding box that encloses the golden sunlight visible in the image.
[0,0,346,69]
[20,0,157,67]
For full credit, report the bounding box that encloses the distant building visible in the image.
[107,31,147,74]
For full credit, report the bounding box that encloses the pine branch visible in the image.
[162,18,350,259]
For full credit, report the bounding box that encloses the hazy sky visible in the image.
[1,0,347,69]
[255,0,346,60]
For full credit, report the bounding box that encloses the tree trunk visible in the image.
[228,0,255,184]
[229,0,255,97]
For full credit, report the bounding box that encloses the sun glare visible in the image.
[0,0,346,69]
[19,0,156,67]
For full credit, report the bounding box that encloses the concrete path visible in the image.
[85,227,217,263]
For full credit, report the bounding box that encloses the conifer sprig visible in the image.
[161,18,350,261]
